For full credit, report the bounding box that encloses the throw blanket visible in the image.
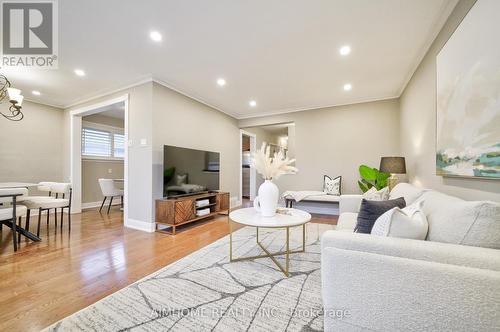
[166,183,206,194]
[282,190,326,202]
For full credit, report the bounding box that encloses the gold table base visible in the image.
[229,222,306,277]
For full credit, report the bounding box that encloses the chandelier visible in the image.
[0,75,24,121]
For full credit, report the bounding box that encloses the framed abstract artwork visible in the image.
[436,0,500,179]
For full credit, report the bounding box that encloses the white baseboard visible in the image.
[230,196,241,208]
[82,200,121,210]
[125,218,155,232]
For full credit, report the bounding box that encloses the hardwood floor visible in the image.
[0,207,336,332]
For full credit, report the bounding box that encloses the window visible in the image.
[82,127,124,159]
[113,133,125,158]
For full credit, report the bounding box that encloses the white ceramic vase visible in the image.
[253,180,279,217]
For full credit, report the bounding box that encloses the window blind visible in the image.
[82,128,112,157]
[113,133,125,158]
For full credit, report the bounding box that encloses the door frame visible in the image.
[69,94,129,224]
[239,129,257,203]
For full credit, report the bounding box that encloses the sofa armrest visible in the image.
[321,230,500,271]
[339,194,362,214]
[321,247,500,331]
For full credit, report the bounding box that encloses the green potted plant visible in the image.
[357,165,390,193]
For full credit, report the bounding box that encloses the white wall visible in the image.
[239,99,401,194]
[151,82,241,209]
[400,0,500,202]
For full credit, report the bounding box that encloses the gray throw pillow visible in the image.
[355,197,406,234]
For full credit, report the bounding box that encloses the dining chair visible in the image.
[98,179,124,214]
[0,188,28,251]
[19,182,56,227]
[22,183,72,237]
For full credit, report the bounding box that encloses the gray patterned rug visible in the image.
[45,223,334,332]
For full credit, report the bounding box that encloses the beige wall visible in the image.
[83,114,124,128]
[0,100,64,187]
[82,160,124,203]
[239,99,401,194]
[400,0,500,202]
[151,82,240,207]
[244,126,279,149]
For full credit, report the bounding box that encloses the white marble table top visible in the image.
[229,207,311,228]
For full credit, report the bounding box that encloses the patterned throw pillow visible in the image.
[362,186,389,201]
[175,174,187,185]
[323,175,341,196]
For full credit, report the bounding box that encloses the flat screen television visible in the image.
[163,145,220,198]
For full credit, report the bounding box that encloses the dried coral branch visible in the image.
[251,143,298,180]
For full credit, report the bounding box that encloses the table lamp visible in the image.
[379,157,406,191]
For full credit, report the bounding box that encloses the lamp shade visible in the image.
[380,157,406,174]
[7,87,21,102]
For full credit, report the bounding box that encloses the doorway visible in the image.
[240,130,256,205]
[69,95,129,224]
[81,103,125,212]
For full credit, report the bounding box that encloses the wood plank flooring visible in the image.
[0,207,337,332]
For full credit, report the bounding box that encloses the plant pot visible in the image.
[253,180,279,217]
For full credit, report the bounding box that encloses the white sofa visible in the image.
[321,183,500,331]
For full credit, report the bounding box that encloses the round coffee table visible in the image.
[228,208,312,277]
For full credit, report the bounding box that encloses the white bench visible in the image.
[284,194,340,215]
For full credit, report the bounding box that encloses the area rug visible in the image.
[45,223,334,331]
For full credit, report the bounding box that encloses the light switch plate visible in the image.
[140,138,147,146]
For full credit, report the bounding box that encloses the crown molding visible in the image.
[64,75,153,109]
[23,97,64,109]
[235,95,399,120]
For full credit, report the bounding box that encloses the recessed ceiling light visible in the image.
[249,100,257,107]
[32,90,41,96]
[150,31,162,42]
[339,45,351,56]
[343,83,352,91]
[74,69,86,77]
[217,78,226,87]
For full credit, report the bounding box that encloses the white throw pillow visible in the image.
[323,175,341,196]
[426,200,500,249]
[389,183,428,205]
[363,187,389,201]
[371,201,428,240]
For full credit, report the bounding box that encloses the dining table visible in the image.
[0,182,38,189]
[0,182,41,242]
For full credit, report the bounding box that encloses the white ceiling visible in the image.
[3,0,458,119]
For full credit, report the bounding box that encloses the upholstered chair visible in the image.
[0,188,28,251]
[98,179,124,214]
[22,183,72,237]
